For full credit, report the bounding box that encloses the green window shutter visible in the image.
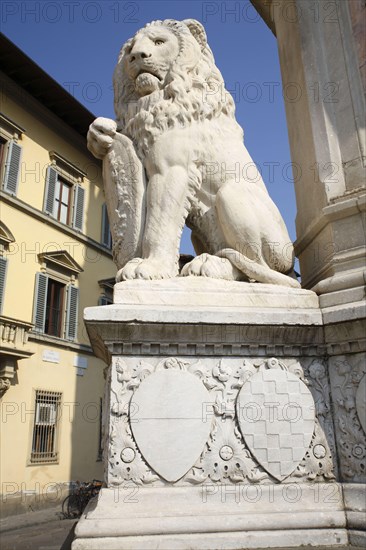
[73,185,85,231]
[33,273,48,332]
[0,257,8,314]
[101,203,112,248]
[3,141,22,195]
[65,285,79,340]
[43,167,58,215]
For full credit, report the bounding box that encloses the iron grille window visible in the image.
[30,390,62,464]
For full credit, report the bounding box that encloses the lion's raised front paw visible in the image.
[87,117,117,159]
[181,254,243,281]
[117,258,178,281]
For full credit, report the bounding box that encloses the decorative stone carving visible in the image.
[187,417,266,484]
[108,358,158,485]
[87,19,299,288]
[109,414,157,486]
[107,356,335,486]
[329,355,366,481]
[236,361,315,481]
[189,357,335,485]
[304,358,338,479]
[355,374,366,434]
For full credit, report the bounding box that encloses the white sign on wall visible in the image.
[74,355,88,369]
[42,350,60,364]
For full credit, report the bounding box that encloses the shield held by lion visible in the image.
[87,18,300,288]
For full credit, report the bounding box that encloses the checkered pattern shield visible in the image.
[237,369,315,480]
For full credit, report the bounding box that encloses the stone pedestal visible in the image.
[73,485,347,549]
[71,278,366,549]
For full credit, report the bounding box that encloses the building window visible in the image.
[2,140,22,195]
[0,137,6,171]
[54,178,72,224]
[0,221,15,314]
[44,166,84,230]
[0,114,24,196]
[0,114,25,195]
[33,273,79,340]
[98,277,114,305]
[32,251,83,341]
[45,279,65,337]
[30,390,62,464]
[43,153,86,231]
[101,203,112,249]
[99,295,113,306]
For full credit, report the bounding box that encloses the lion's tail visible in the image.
[216,248,301,288]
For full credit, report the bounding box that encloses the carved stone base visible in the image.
[75,279,365,549]
[73,484,348,549]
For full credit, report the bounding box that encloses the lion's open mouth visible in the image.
[136,69,162,81]
[134,70,163,96]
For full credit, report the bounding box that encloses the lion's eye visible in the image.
[154,39,165,46]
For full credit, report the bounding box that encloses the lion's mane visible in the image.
[113,19,242,157]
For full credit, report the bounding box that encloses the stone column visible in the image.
[251,3,366,546]
[253,0,365,308]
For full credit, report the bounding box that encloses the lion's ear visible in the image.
[182,19,207,49]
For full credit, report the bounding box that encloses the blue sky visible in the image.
[2,0,298,256]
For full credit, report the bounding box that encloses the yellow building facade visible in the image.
[0,35,114,515]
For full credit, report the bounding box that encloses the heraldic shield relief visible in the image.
[107,356,335,486]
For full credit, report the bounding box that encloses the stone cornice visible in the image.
[85,319,326,366]
[28,331,93,354]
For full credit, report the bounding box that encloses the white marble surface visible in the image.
[237,367,315,480]
[113,277,317,307]
[85,277,322,326]
[73,484,347,549]
[130,369,213,482]
[87,18,299,288]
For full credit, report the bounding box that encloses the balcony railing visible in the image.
[0,316,35,395]
[0,315,34,354]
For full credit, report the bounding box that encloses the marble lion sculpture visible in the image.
[87,18,300,288]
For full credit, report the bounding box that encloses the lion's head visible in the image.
[113,19,240,157]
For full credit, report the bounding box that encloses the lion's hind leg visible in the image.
[215,181,300,288]
[181,253,245,280]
